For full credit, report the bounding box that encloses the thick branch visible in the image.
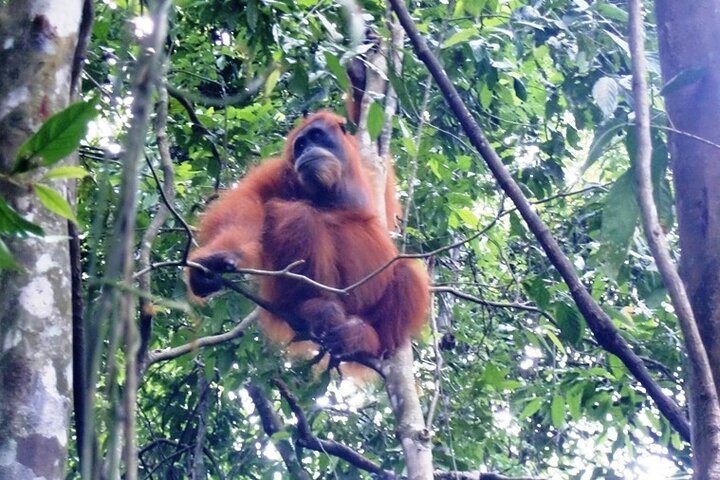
[629,0,720,450]
[389,0,690,441]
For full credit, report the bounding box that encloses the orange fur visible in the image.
[187,111,429,357]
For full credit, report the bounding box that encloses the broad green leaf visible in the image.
[263,68,281,96]
[583,117,627,172]
[367,102,385,140]
[270,430,291,442]
[599,170,639,278]
[0,198,43,237]
[592,77,619,118]
[481,363,506,388]
[0,238,20,270]
[324,52,349,91]
[587,367,616,380]
[545,330,566,355]
[15,99,98,172]
[442,27,479,49]
[596,3,629,22]
[551,394,565,429]
[519,398,542,420]
[33,183,78,223]
[608,354,626,379]
[513,77,528,101]
[45,165,90,180]
[555,303,585,346]
[464,0,487,16]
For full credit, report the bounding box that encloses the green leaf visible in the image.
[583,118,627,172]
[0,199,43,237]
[567,390,583,421]
[270,430,291,442]
[519,398,542,420]
[512,77,528,101]
[596,3,628,22]
[367,102,385,140]
[0,238,20,270]
[545,330,566,355]
[33,183,78,223]
[263,67,281,97]
[15,99,98,172]
[592,77,619,118]
[464,0,487,16]
[45,165,90,180]
[660,67,707,96]
[599,169,639,278]
[555,303,585,346]
[442,27,479,49]
[481,363,506,388]
[324,52,349,91]
[551,394,565,429]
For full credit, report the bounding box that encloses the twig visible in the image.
[147,309,259,365]
[166,87,225,190]
[388,0,690,441]
[400,0,457,250]
[133,260,186,279]
[432,286,558,326]
[145,154,197,261]
[117,2,171,478]
[274,379,399,479]
[166,69,267,107]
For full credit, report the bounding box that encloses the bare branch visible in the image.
[274,379,399,479]
[432,286,558,325]
[137,81,175,374]
[388,0,690,441]
[145,153,197,261]
[147,309,259,365]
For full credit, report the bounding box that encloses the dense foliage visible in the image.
[57,0,690,478]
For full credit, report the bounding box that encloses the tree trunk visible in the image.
[654,1,720,477]
[0,1,85,478]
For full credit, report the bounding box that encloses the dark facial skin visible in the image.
[292,120,347,197]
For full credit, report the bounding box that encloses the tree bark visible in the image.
[0,1,85,478]
[654,0,720,477]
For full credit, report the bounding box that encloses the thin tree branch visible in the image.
[145,153,197,261]
[119,3,171,478]
[147,309,259,365]
[166,87,225,190]
[137,81,175,373]
[432,286,558,325]
[389,0,690,441]
[274,379,399,479]
[166,69,268,107]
